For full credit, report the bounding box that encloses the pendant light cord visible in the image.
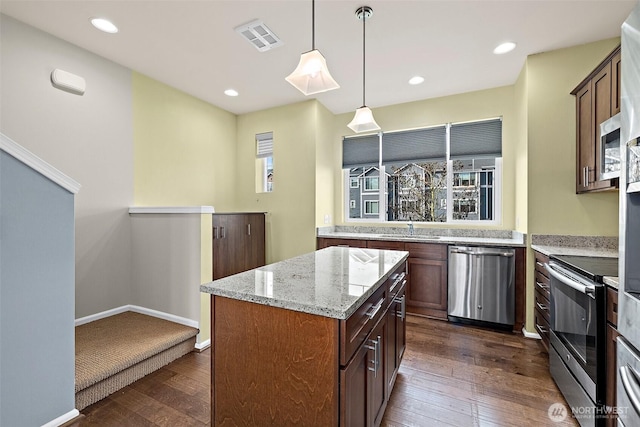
[312,0,315,50]
[362,7,366,107]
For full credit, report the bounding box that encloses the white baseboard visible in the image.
[75,305,199,329]
[41,409,80,427]
[522,327,541,339]
[195,338,211,351]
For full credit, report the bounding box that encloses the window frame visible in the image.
[343,119,502,225]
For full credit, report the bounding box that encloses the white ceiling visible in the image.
[1,0,636,115]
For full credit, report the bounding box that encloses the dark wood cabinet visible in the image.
[533,251,551,350]
[212,213,265,280]
[406,243,448,319]
[572,45,620,193]
[317,237,525,330]
[606,286,619,427]
[340,262,405,427]
[386,280,406,394]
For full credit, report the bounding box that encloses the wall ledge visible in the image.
[75,304,199,329]
[0,132,81,194]
[129,206,214,214]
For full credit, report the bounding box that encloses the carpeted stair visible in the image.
[75,311,199,410]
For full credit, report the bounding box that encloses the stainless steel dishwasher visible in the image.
[447,246,515,328]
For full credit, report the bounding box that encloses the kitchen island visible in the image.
[200,246,409,426]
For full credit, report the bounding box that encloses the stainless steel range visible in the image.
[546,255,618,427]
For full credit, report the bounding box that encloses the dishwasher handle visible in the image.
[449,247,514,257]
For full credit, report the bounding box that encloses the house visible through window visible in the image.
[343,118,502,223]
[256,132,274,193]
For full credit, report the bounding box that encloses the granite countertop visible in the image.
[200,246,409,320]
[530,245,619,258]
[604,276,619,290]
[318,226,525,247]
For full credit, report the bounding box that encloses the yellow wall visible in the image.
[522,38,621,332]
[199,213,212,344]
[332,86,517,229]
[236,100,319,263]
[315,102,339,227]
[514,63,529,234]
[527,39,620,237]
[132,72,237,209]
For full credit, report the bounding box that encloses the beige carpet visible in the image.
[75,311,198,409]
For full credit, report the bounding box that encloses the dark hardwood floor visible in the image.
[71,316,578,426]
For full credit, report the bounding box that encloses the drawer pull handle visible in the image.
[535,323,547,334]
[395,295,406,320]
[536,302,548,311]
[390,273,406,291]
[366,298,385,320]
[536,281,549,291]
[366,336,381,377]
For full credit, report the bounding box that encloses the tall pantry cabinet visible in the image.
[212,213,266,280]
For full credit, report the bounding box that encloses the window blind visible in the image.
[342,133,380,169]
[381,126,447,166]
[256,132,273,158]
[450,118,502,159]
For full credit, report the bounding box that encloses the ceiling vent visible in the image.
[235,19,283,52]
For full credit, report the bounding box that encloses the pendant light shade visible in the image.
[347,106,380,133]
[348,6,380,133]
[285,49,339,95]
[286,0,339,95]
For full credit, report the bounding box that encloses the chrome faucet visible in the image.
[408,221,414,236]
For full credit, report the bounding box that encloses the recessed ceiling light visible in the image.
[493,42,516,55]
[409,76,425,85]
[224,89,239,97]
[90,18,118,34]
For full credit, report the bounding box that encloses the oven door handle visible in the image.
[620,365,640,416]
[545,263,596,297]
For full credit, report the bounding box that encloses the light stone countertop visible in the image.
[604,276,619,289]
[530,245,619,258]
[318,229,525,247]
[200,246,409,320]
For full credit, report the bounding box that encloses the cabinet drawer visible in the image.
[535,270,550,301]
[535,289,550,324]
[367,240,405,251]
[340,279,388,366]
[317,238,367,249]
[405,242,447,260]
[534,309,550,351]
[607,287,618,327]
[534,252,549,277]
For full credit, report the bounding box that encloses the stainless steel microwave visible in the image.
[599,112,621,180]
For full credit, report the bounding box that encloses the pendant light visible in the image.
[285,0,340,95]
[348,6,380,133]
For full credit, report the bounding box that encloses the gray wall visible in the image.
[0,152,76,426]
[130,213,202,324]
[0,15,134,317]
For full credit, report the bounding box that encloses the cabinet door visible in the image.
[244,213,265,271]
[212,215,246,279]
[576,84,593,193]
[341,340,369,427]
[611,50,622,116]
[406,257,448,319]
[370,316,387,427]
[385,304,397,392]
[606,324,620,427]
[592,63,614,190]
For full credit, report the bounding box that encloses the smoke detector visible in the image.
[235,19,283,52]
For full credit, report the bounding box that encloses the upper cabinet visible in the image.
[572,45,621,193]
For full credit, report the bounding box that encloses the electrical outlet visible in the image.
[324,214,331,224]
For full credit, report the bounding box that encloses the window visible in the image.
[365,200,379,215]
[350,178,359,188]
[364,176,379,191]
[343,118,502,223]
[256,132,274,193]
